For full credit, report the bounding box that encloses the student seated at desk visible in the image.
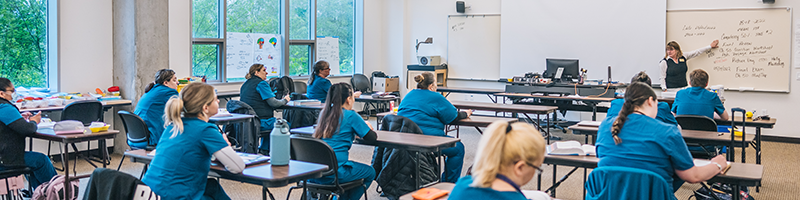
[143,83,245,200]
[239,64,290,153]
[0,78,57,192]
[671,69,729,121]
[133,69,179,148]
[607,71,676,125]
[311,83,377,200]
[306,60,332,102]
[397,72,472,183]
[449,122,550,200]
[597,82,727,194]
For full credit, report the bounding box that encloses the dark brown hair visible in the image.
[308,60,330,85]
[414,72,436,89]
[690,69,709,87]
[245,64,265,79]
[145,69,176,93]
[611,82,656,144]
[313,83,353,139]
[665,41,683,59]
[0,78,11,91]
[630,71,652,86]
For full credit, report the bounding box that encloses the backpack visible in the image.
[32,175,79,200]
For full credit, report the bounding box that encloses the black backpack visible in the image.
[268,76,295,98]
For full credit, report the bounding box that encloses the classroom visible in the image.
[1,0,797,199]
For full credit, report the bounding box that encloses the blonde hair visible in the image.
[414,72,436,89]
[164,82,217,138]
[470,121,546,188]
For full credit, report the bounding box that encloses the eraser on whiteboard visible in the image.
[738,87,754,91]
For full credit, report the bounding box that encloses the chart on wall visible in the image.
[226,32,282,79]
[316,36,340,75]
[666,8,791,92]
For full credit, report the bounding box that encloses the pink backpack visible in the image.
[31,175,79,200]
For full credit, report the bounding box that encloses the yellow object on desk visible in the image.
[89,125,110,133]
[727,128,743,137]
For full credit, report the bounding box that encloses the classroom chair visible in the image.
[676,115,721,159]
[292,81,308,100]
[116,111,154,178]
[224,100,265,154]
[585,166,675,200]
[0,167,32,199]
[83,168,160,200]
[50,100,106,174]
[350,74,372,94]
[287,136,368,200]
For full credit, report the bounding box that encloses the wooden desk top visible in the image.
[715,116,777,128]
[217,91,240,98]
[437,87,504,94]
[398,182,455,200]
[355,95,399,101]
[283,101,323,110]
[451,101,557,114]
[544,155,762,184]
[124,149,329,187]
[568,124,601,134]
[290,126,460,152]
[209,113,254,124]
[34,129,120,142]
[494,92,616,102]
[19,99,132,113]
[568,123,755,145]
[450,116,518,128]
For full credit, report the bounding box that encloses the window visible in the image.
[191,0,361,81]
[0,0,55,88]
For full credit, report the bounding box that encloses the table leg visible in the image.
[583,168,587,199]
[101,139,107,168]
[591,103,597,121]
[415,151,421,189]
[546,114,551,144]
[551,165,557,197]
[537,172,542,191]
[756,127,762,164]
[63,141,71,199]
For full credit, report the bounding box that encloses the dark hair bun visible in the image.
[414,74,424,83]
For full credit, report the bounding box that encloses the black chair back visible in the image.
[293,81,308,94]
[62,100,104,126]
[290,136,338,178]
[350,74,371,93]
[675,115,718,131]
[117,111,151,145]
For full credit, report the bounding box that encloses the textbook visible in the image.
[693,159,732,174]
[211,109,233,118]
[150,149,272,166]
[576,121,602,127]
[546,141,596,156]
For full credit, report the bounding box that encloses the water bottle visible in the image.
[269,118,291,166]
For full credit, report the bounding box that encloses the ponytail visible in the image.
[471,121,545,188]
[313,83,353,139]
[164,96,184,138]
[146,69,176,93]
[611,82,656,145]
[145,82,156,93]
[163,82,217,138]
[309,60,329,85]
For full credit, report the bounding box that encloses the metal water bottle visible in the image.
[269,118,290,165]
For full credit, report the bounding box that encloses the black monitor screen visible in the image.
[545,58,579,81]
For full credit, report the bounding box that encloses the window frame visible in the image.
[190,0,362,82]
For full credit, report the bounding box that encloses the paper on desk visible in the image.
[522,190,552,200]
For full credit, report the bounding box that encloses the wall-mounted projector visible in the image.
[417,56,441,66]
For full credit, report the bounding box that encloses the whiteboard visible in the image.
[500,0,666,82]
[666,8,792,92]
[226,32,282,80]
[447,15,501,80]
[316,36,340,75]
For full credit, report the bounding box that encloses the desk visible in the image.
[124,149,327,200]
[374,112,517,138]
[282,101,323,110]
[291,126,460,189]
[19,100,132,113]
[437,87,504,103]
[542,155,762,200]
[451,101,557,141]
[398,182,455,200]
[355,95,399,116]
[716,116,776,164]
[32,129,120,199]
[209,113,258,153]
[495,92,614,121]
[217,91,240,101]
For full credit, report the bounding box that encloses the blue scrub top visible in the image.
[306,74,332,102]
[607,99,677,125]
[397,89,458,137]
[320,109,371,167]
[0,104,23,126]
[142,118,229,200]
[133,84,179,147]
[256,81,277,100]
[596,113,694,192]
[671,87,725,119]
[449,176,528,200]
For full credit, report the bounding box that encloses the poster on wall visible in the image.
[316,36,340,75]
[226,32,282,80]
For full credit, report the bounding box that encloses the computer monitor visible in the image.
[545,58,579,82]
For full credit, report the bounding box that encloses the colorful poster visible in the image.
[226,32,282,80]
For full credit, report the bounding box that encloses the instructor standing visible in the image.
[660,40,719,92]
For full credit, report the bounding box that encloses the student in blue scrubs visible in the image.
[397,72,472,183]
[311,83,377,200]
[143,83,245,200]
[239,64,291,153]
[0,78,56,191]
[672,69,729,120]
[133,69,179,148]
[596,82,727,194]
[306,60,333,102]
[607,71,676,125]
[449,122,551,200]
